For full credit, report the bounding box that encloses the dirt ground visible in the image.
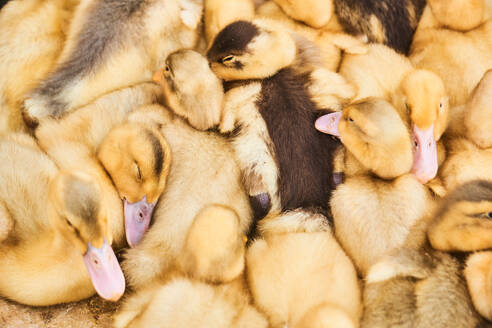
[0,296,119,327]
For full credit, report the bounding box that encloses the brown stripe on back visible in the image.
[257,68,341,213]
[145,129,164,177]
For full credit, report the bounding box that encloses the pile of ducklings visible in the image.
[0,0,491,327]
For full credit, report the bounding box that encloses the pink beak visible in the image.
[411,124,438,184]
[124,196,157,247]
[315,112,342,137]
[83,240,125,301]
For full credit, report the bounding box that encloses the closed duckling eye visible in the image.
[64,217,82,238]
[220,55,234,64]
[134,163,142,182]
[405,102,410,115]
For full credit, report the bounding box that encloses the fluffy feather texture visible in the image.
[0,0,77,135]
[23,0,202,126]
[247,209,361,328]
[114,204,266,328]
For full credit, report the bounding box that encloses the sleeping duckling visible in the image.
[206,19,354,222]
[23,0,203,126]
[0,0,77,134]
[362,180,492,327]
[316,99,434,275]
[204,0,255,46]
[118,104,252,289]
[0,134,124,305]
[246,210,361,328]
[410,11,492,107]
[440,70,492,191]
[338,44,449,183]
[98,123,171,247]
[113,204,267,328]
[35,82,165,248]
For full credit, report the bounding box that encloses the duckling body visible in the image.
[23,0,203,126]
[0,0,77,134]
[246,210,361,328]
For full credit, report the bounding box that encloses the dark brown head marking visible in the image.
[206,21,260,63]
[145,129,163,177]
[434,180,492,220]
[64,175,101,225]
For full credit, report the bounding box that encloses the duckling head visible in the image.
[206,19,297,81]
[428,180,492,252]
[49,170,125,302]
[315,98,413,179]
[179,205,246,282]
[398,70,449,184]
[98,123,171,247]
[153,49,224,131]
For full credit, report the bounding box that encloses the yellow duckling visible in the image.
[0,133,124,306]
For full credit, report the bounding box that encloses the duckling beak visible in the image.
[411,124,438,184]
[124,196,157,247]
[315,112,341,137]
[83,240,125,302]
[152,69,164,85]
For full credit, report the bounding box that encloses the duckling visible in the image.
[118,104,252,289]
[35,82,166,248]
[338,44,449,183]
[206,19,354,222]
[22,0,203,127]
[316,99,434,275]
[246,209,361,328]
[362,180,492,327]
[204,0,255,46]
[410,11,492,107]
[440,70,492,191]
[0,134,124,305]
[113,204,268,328]
[0,0,78,135]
